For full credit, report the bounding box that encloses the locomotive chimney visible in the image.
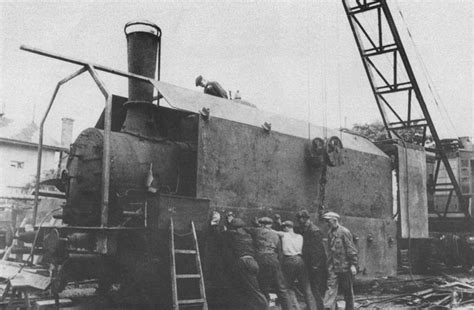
[122,20,161,136]
[61,117,74,147]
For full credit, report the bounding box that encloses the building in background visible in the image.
[0,116,73,241]
[0,117,73,196]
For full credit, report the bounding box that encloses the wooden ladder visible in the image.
[170,218,208,310]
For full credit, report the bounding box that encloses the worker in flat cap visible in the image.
[296,210,327,310]
[195,75,228,99]
[225,211,235,226]
[245,216,292,310]
[272,214,282,231]
[210,212,268,310]
[273,220,317,310]
[322,212,358,310]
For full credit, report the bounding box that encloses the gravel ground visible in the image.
[2,268,473,309]
[266,268,474,309]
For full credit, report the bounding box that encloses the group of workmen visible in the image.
[210,210,358,310]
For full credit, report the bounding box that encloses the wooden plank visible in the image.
[398,145,429,238]
[0,262,51,290]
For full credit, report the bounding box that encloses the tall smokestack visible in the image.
[61,117,74,147]
[122,20,161,136]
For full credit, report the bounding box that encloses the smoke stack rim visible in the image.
[124,20,161,38]
[122,19,161,137]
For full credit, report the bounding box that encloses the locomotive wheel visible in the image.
[306,138,325,168]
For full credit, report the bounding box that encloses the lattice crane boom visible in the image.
[341,0,469,217]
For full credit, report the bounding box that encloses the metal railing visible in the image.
[23,45,159,227]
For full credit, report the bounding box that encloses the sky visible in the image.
[0,0,472,143]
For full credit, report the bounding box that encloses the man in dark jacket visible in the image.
[195,75,228,99]
[246,217,292,310]
[211,213,268,310]
[296,210,327,310]
[322,212,358,310]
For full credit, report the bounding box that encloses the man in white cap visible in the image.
[322,212,358,310]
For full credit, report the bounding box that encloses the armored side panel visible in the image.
[325,145,396,277]
[154,80,396,285]
[192,105,395,278]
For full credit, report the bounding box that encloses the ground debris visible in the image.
[355,271,474,309]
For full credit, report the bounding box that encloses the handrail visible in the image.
[86,65,112,227]
[33,67,87,226]
[21,45,152,83]
[24,45,162,227]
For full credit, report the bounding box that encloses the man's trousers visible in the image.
[324,268,354,310]
[255,253,292,310]
[234,256,269,310]
[282,255,317,310]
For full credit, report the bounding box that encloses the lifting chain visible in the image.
[305,136,343,216]
[318,164,328,217]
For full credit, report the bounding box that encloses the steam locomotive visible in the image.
[19,20,397,308]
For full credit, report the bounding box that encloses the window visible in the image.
[10,161,24,169]
[471,160,474,194]
[459,158,472,195]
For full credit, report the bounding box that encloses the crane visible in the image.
[341,0,470,220]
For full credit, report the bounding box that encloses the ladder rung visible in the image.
[123,211,143,217]
[174,249,197,254]
[176,274,201,279]
[174,231,193,237]
[178,298,205,305]
[170,219,207,309]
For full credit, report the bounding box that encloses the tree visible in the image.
[350,121,388,142]
[351,121,429,144]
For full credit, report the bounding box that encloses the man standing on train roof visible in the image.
[322,212,358,310]
[245,216,292,310]
[210,213,268,310]
[273,220,317,310]
[296,210,327,310]
[195,75,228,99]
